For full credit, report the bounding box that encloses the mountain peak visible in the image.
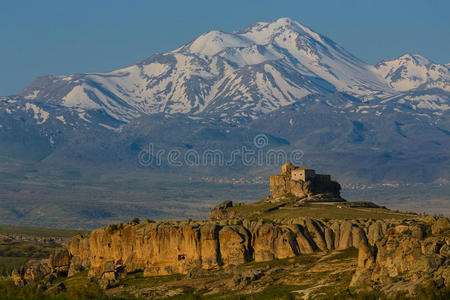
[376,53,433,68]
[13,17,449,127]
[374,53,449,92]
[182,17,324,57]
[186,30,252,56]
[243,17,320,40]
[397,53,432,65]
[274,17,301,26]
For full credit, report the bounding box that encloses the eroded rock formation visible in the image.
[15,217,446,287]
[12,213,449,298]
[351,219,450,296]
[12,249,70,287]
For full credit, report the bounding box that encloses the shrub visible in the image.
[107,224,119,233]
[60,281,105,299]
[0,280,45,300]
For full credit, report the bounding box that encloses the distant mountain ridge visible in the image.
[0,17,449,185]
[11,17,449,125]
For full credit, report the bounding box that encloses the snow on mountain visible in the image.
[15,17,449,126]
[234,17,391,97]
[186,30,253,57]
[374,54,450,92]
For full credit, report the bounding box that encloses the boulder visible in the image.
[55,282,66,294]
[229,268,265,289]
[350,242,375,287]
[368,221,385,245]
[49,249,71,274]
[432,218,450,235]
[253,224,298,262]
[210,201,241,220]
[11,267,26,286]
[218,225,251,266]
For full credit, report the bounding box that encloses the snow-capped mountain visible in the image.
[374,53,450,92]
[1,17,450,227]
[14,17,449,126]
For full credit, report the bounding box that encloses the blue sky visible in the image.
[0,0,449,95]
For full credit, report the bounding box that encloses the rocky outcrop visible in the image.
[65,218,434,284]
[23,218,374,286]
[49,249,71,274]
[269,163,342,199]
[15,216,450,295]
[350,242,376,287]
[351,218,450,296]
[252,224,298,261]
[12,249,70,287]
[209,201,243,220]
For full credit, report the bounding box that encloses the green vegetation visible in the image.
[119,272,184,288]
[227,199,417,221]
[0,240,59,276]
[171,285,304,300]
[321,284,450,300]
[248,284,301,299]
[0,226,86,276]
[245,254,318,269]
[227,200,281,215]
[0,225,85,276]
[0,279,105,300]
[320,247,359,262]
[0,165,268,229]
[214,284,301,299]
[0,280,45,300]
[0,226,85,238]
[107,223,125,234]
[0,257,28,278]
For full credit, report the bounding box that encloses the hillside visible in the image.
[0,226,84,278]
[3,199,449,299]
[4,166,448,299]
[0,16,449,230]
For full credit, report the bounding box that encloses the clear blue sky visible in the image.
[1,0,449,95]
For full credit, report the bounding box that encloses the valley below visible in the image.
[1,197,449,299]
[1,165,449,229]
[1,164,449,299]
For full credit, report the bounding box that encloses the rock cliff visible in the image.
[15,216,448,288]
[351,218,450,296]
[12,215,450,298]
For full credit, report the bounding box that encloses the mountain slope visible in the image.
[374,53,450,92]
[14,17,449,126]
[1,17,449,226]
[1,17,448,183]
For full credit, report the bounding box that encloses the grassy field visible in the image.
[0,225,86,238]
[226,199,418,221]
[0,167,268,229]
[0,238,61,276]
